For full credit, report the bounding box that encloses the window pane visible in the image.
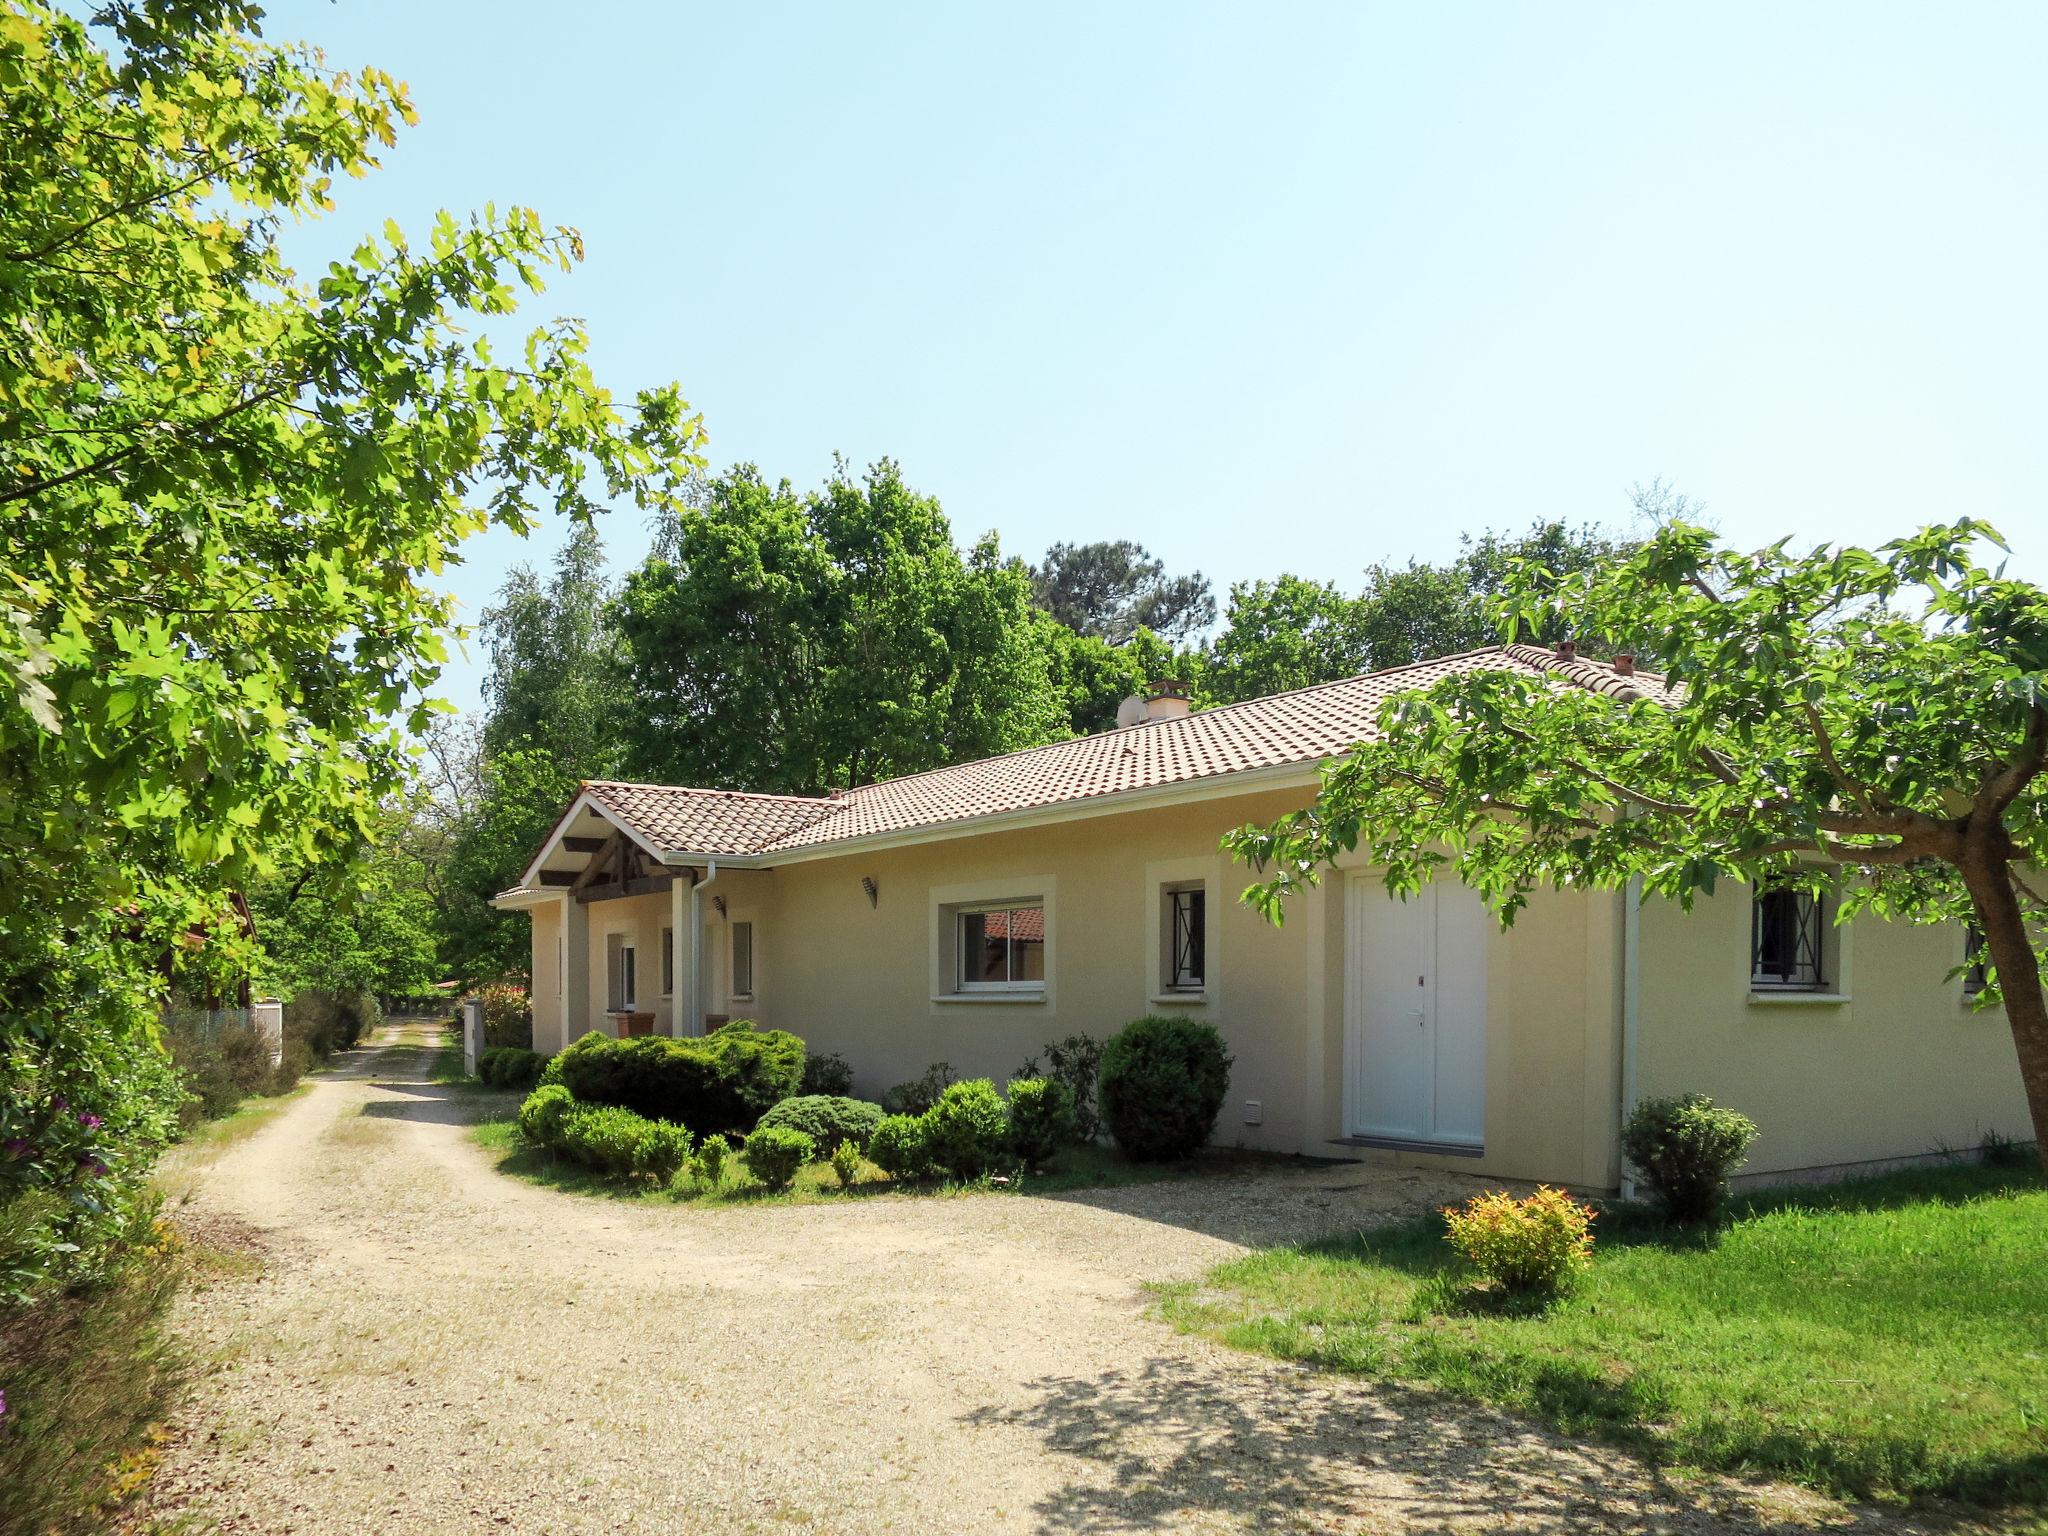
[1011,906,1044,982]
[1752,889,1822,986]
[961,911,1005,983]
[1169,887,1205,988]
[661,927,674,995]
[733,921,754,996]
[621,946,637,1008]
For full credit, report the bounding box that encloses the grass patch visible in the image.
[470,1106,1282,1207]
[1155,1162,2048,1507]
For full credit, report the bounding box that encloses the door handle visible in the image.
[1408,1009,1425,1028]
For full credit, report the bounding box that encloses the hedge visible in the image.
[552,1020,804,1134]
[754,1095,883,1158]
[478,1046,548,1091]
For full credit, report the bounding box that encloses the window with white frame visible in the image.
[1162,884,1206,992]
[956,901,1045,991]
[606,933,638,1011]
[661,926,674,996]
[732,921,754,998]
[1751,886,1825,990]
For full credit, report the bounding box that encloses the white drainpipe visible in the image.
[690,858,720,1037]
[1619,874,1643,1199]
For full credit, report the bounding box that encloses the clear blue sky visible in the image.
[262,1,2048,716]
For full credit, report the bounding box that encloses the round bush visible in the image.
[561,1103,652,1177]
[922,1078,1010,1179]
[800,1051,856,1098]
[1622,1093,1759,1223]
[743,1124,814,1190]
[1441,1186,1595,1300]
[1006,1076,1075,1170]
[517,1084,575,1150]
[635,1120,694,1182]
[867,1113,933,1179]
[755,1095,884,1158]
[1097,1015,1231,1161]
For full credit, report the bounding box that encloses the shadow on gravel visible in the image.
[359,1082,493,1129]
[967,1356,1962,1536]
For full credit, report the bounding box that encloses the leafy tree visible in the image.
[614,459,1064,792]
[1030,540,1216,644]
[251,804,441,1000]
[1203,523,1632,705]
[1038,621,1204,735]
[1205,575,1376,703]
[479,523,625,777]
[442,745,581,984]
[1228,520,2048,1171]
[0,0,701,1294]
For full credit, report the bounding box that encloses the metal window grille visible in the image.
[1964,922,1988,995]
[1168,887,1205,989]
[1751,888,1824,988]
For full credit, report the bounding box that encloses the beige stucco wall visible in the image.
[518,791,2029,1190]
[1635,887,2027,1178]
[529,900,565,1054]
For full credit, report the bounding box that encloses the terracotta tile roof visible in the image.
[572,646,1669,862]
[579,781,842,857]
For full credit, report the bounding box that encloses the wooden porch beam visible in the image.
[575,872,676,904]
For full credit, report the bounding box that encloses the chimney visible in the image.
[1142,679,1191,723]
[1612,653,1635,677]
[1554,639,1577,663]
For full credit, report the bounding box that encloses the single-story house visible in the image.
[492,643,2027,1190]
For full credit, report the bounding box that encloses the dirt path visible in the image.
[143,1025,1959,1536]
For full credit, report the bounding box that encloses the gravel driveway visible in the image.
[142,1026,1966,1535]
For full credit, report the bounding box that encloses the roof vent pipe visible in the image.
[1612,653,1635,677]
[1554,639,1577,663]
[1142,679,1191,723]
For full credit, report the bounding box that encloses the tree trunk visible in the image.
[1960,848,2048,1176]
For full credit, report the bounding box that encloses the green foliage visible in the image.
[612,459,1065,793]
[552,1024,804,1135]
[1979,1128,2032,1169]
[1005,1076,1076,1170]
[1440,1186,1596,1300]
[742,1125,814,1191]
[1229,517,2048,1164]
[798,1051,856,1098]
[479,984,534,1050]
[829,1138,864,1188]
[882,1061,955,1117]
[442,745,583,984]
[1029,539,1215,644]
[1015,1032,1105,1143]
[162,1009,295,1128]
[921,1079,1011,1179]
[283,990,380,1056]
[866,1114,934,1180]
[1205,574,1378,704]
[754,1095,883,1158]
[0,1202,184,1536]
[480,524,627,775]
[1622,1094,1759,1223]
[559,1103,658,1178]
[634,1120,694,1183]
[1098,1016,1232,1162]
[0,0,701,1320]
[478,1047,549,1093]
[516,1084,575,1151]
[690,1133,731,1190]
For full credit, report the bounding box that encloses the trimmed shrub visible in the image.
[517,1084,575,1150]
[800,1051,856,1098]
[479,982,533,1049]
[1622,1093,1759,1223]
[867,1113,933,1180]
[478,1046,548,1091]
[755,1095,884,1158]
[744,1125,814,1191]
[635,1120,694,1182]
[1006,1076,1075,1171]
[882,1061,955,1117]
[284,989,379,1055]
[1097,1015,1231,1161]
[1015,1033,1105,1143]
[692,1133,731,1189]
[830,1138,863,1188]
[561,1103,654,1177]
[552,1022,804,1134]
[923,1078,1011,1179]
[1441,1186,1596,1300]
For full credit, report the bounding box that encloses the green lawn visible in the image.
[1155,1163,2047,1508]
[470,1107,1287,1207]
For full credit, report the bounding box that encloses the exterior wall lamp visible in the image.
[861,876,878,908]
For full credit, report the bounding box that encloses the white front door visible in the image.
[1344,872,1488,1149]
